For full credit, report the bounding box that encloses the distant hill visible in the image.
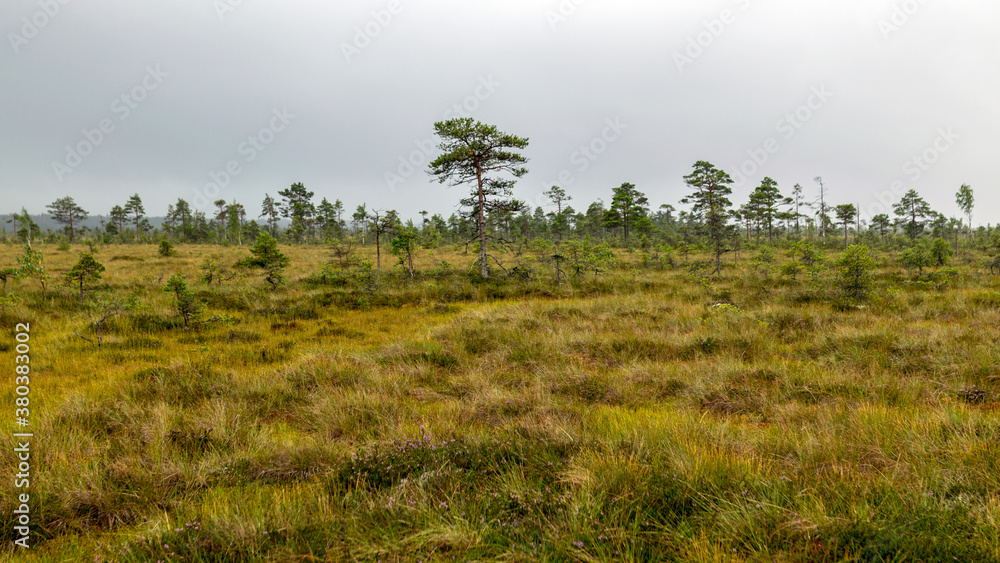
[0,213,285,236]
[0,213,166,234]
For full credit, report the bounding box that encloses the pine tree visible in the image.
[278,183,316,243]
[609,182,649,245]
[391,224,419,278]
[225,201,246,245]
[834,204,858,247]
[893,189,934,239]
[65,253,105,300]
[46,197,88,243]
[870,214,892,243]
[165,274,200,328]
[750,177,782,242]
[237,232,290,289]
[429,118,529,278]
[681,161,734,274]
[9,209,39,245]
[260,194,280,237]
[109,205,127,241]
[123,194,145,242]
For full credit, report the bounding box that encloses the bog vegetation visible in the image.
[2,125,1000,560]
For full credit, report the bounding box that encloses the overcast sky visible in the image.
[2,0,997,226]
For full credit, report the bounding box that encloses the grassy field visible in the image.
[1,241,999,562]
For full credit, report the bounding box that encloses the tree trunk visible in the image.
[475,159,488,279]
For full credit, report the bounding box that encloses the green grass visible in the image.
[1,242,999,561]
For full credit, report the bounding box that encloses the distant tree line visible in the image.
[4,121,997,280]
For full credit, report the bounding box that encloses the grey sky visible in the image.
[2,0,997,226]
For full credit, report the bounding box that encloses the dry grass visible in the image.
[0,240,998,562]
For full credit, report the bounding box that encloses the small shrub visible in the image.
[158,239,176,257]
[164,274,200,328]
[236,232,290,289]
[65,253,105,300]
[900,242,932,274]
[836,244,876,302]
[930,237,953,267]
[429,260,453,278]
[307,263,348,287]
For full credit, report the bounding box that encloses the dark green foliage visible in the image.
[836,244,876,302]
[608,182,649,244]
[10,208,40,244]
[124,193,146,241]
[65,252,105,299]
[893,189,934,239]
[835,203,858,247]
[157,238,176,257]
[164,274,200,328]
[870,213,892,240]
[305,263,348,287]
[748,177,783,242]
[277,183,315,243]
[930,237,954,266]
[429,118,529,279]
[47,196,88,242]
[198,257,237,285]
[236,232,290,289]
[682,161,735,274]
[390,225,419,278]
[900,241,932,274]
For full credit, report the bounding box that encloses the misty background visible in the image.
[2,0,997,226]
